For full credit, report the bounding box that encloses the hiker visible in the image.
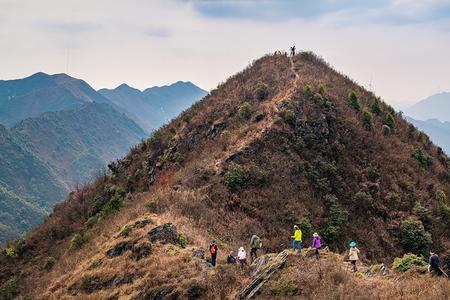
[290,45,296,56]
[250,234,262,262]
[291,225,302,255]
[429,251,444,276]
[209,240,218,267]
[227,251,237,264]
[311,232,322,259]
[348,241,360,272]
[238,247,247,269]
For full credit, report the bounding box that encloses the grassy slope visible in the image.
[1,52,449,298]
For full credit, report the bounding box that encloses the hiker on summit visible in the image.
[250,234,262,262]
[348,241,360,272]
[238,247,247,269]
[312,232,322,259]
[290,45,296,56]
[291,225,302,255]
[209,240,218,267]
[428,251,444,276]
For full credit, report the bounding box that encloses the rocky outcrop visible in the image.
[106,240,136,258]
[147,223,178,244]
[239,250,289,299]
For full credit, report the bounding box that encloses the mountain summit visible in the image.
[0,72,111,127]
[99,81,207,131]
[406,92,450,122]
[1,52,449,299]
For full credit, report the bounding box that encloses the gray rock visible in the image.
[192,247,205,259]
[130,242,153,261]
[250,254,275,277]
[106,240,136,258]
[147,223,178,244]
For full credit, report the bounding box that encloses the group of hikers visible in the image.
[207,225,448,277]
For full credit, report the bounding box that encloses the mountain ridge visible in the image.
[1,52,449,299]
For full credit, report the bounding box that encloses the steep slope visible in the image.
[0,72,111,127]
[13,103,147,185]
[0,125,67,243]
[0,103,147,244]
[99,81,207,131]
[406,92,450,122]
[1,52,450,299]
[406,117,450,154]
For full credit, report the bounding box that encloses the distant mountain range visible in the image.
[404,92,450,154]
[0,72,206,244]
[0,72,111,127]
[405,92,450,122]
[99,81,207,131]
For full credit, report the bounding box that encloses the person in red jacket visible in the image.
[209,240,218,267]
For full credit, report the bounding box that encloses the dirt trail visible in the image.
[213,56,301,171]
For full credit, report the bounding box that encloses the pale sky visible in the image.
[1,0,450,109]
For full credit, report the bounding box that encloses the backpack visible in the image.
[210,244,216,254]
[251,236,260,249]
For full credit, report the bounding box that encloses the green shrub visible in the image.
[399,218,432,255]
[4,238,26,258]
[239,102,252,119]
[282,109,296,124]
[182,114,191,123]
[43,256,56,271]
[172,152,184,165]
[254,170,269,186]
[255,83,269,101]
[439,202,450,224]
[225,164,247,191]
[318,84,326,95]
[383,112,395,129]
[388,192,400,202]
[0,278,19,300]
[412,148,432,168]
[70,232,88,250]
[120,225,133,237]
[293,140,305,153]
[415,202,430,224]
[361,110,373,130]
[169,127,176,135]
[81,275,91,292]
[324,203,349,245]
[354,191,373,208]
[145,200,158,213]
[366,164,378,181]
[393,253,427,272]
[270,279,298,296]
[435,189,447,202]
[84,215,98,229]
[297,217,312,238]
[304,85,313,97]
[178,233,188,248]
[148,129,162,146]
[347,91,360,110]
[371,99,382,115]
[101,191,125,216]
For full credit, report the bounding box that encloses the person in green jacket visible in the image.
[250,234,262,262]
[291,225,302,255]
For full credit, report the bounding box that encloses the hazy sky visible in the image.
[1,0,450,109]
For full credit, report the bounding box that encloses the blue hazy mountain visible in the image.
[406,117,450,154]
[405,92,450,122]
[99,81,207,131]
[0,72,112,127]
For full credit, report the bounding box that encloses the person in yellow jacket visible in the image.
[291,225,302,255]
